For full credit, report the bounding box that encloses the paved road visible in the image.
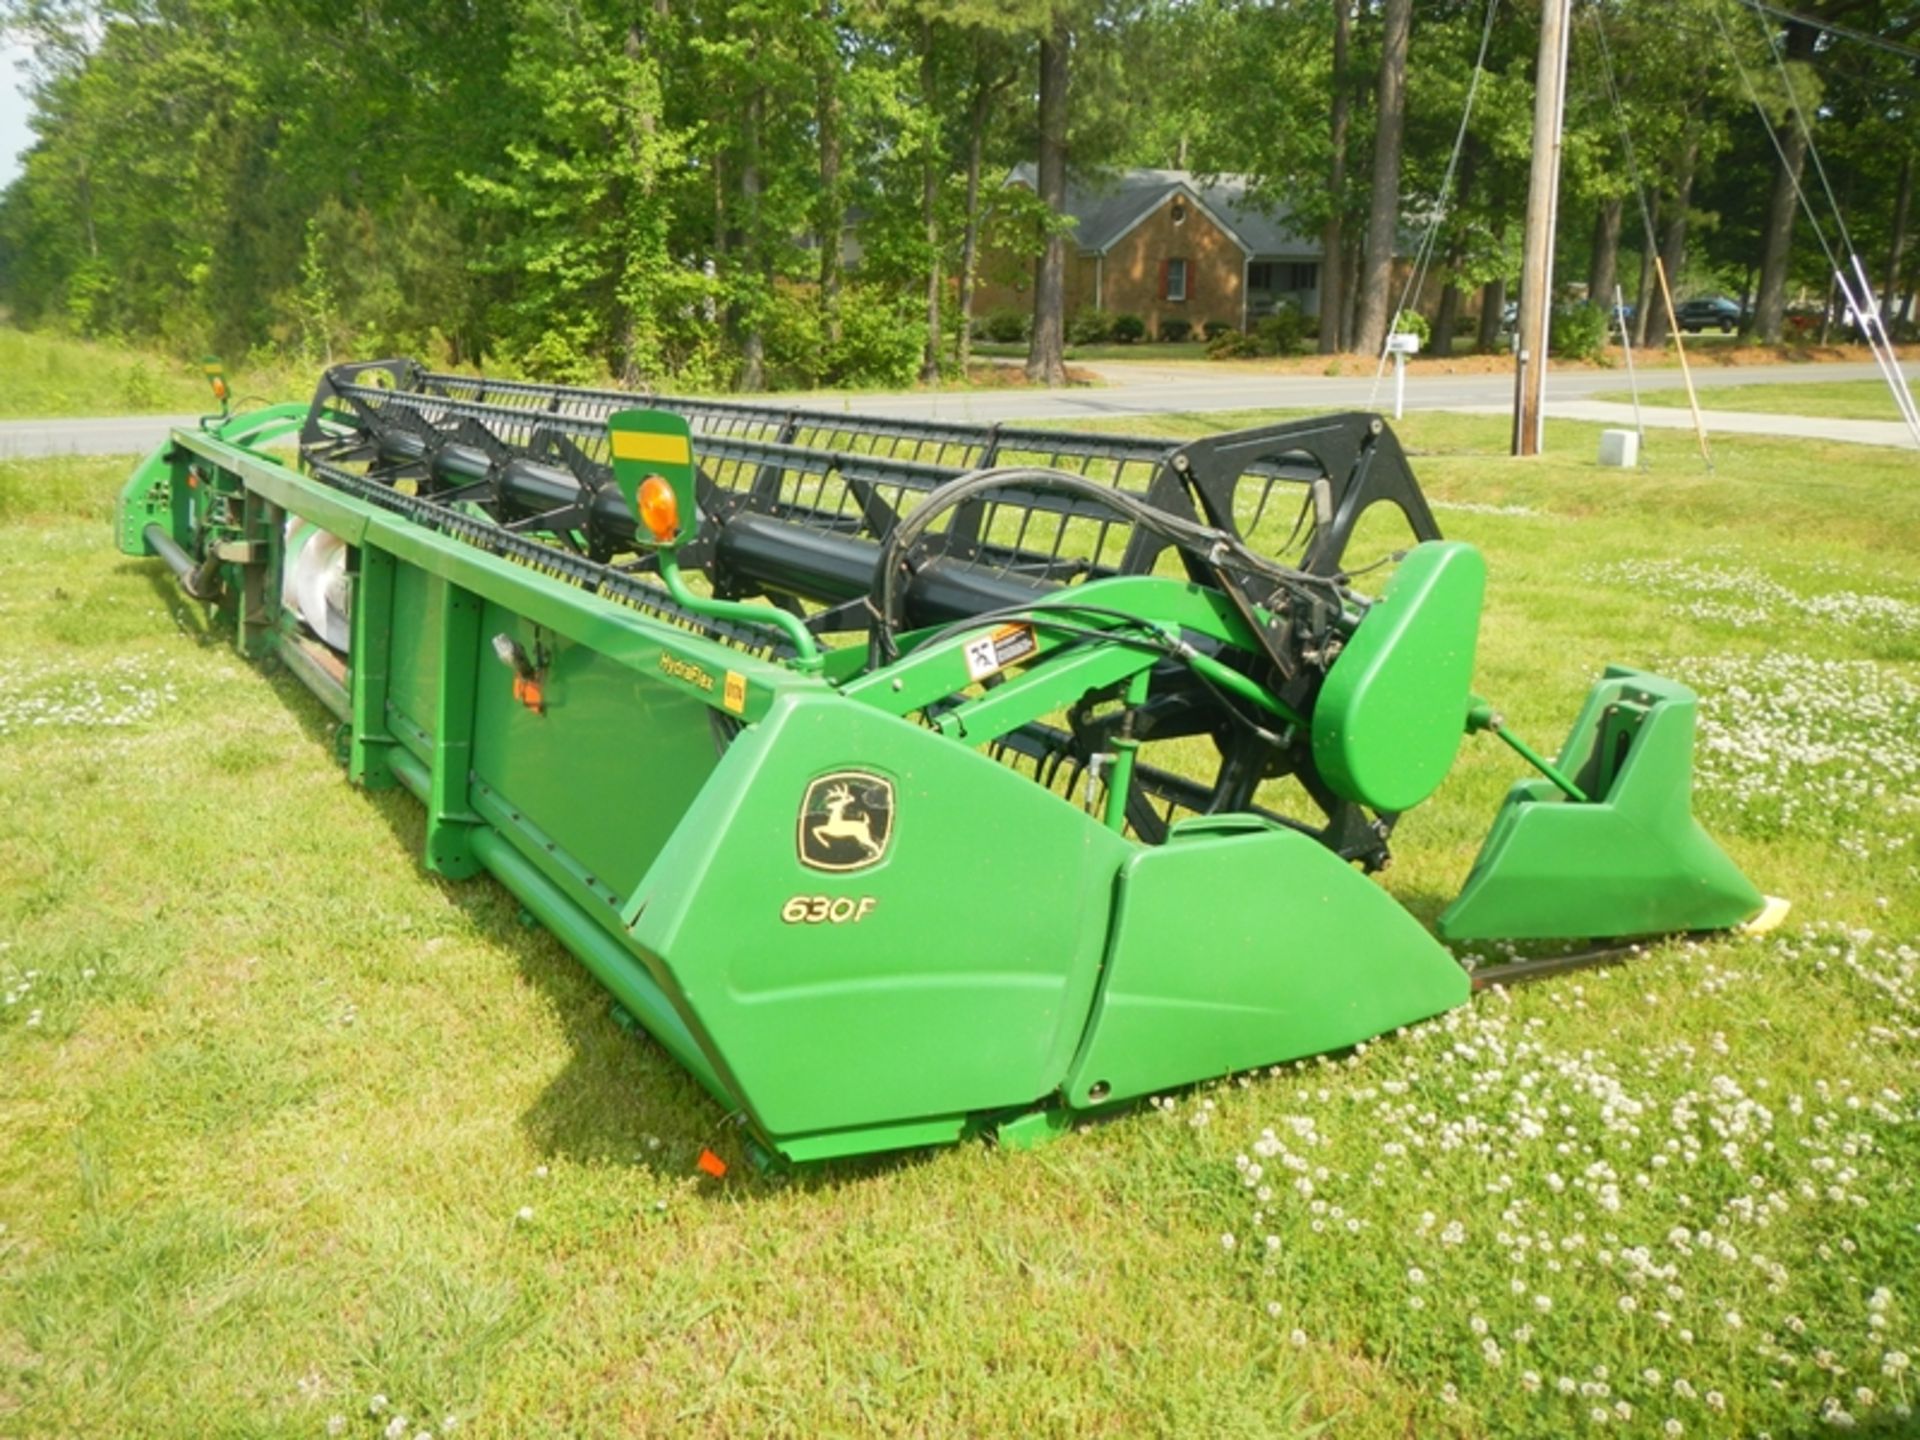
[2,360,1911,457]
[0,412,202,460]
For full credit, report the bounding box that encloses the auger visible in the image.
[115,359,1772,1162]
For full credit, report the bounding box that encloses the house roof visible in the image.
[1007,163,1318,259]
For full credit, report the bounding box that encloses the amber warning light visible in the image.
[638,474,679,544]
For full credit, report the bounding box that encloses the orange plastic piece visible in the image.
[696,1148,727,1178]
[638,474,679,544]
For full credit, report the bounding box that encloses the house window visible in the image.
[1166,257,1189,303]
[1247,261,1275,291]
[1171,198,1188,226]
[1286,262,1319,292]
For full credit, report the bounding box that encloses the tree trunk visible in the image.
[1644,138,1696,348]
[816,0,844,347]
[1341,231,1364,350]
[1884,149,1913,327]
[920,25,943,384]
[1753,20,1818,343]
[955,59,999,374]
[1476,276,1505,354]
[1025,10,1070,387]
[740,86,766,392]
[1587,197,1622,312]
[1433,280,1461,355]
[1632,195,1660,346]
[1318,0,1352,354]
[1351,0,1412,357]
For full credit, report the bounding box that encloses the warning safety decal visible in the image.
[962,623,1038,683]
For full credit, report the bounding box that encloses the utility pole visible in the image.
[1512,0,1572,456]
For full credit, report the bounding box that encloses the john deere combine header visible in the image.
[116,360,1770,1162]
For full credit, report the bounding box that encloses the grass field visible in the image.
[1,414,1917,1437]
[0,328,320,420]
[1595,377,1920,422]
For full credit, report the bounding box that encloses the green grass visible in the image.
[1595,377,1920,421]
[2,418,1917,1437]
[0,328,319,420]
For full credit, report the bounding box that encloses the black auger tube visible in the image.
[145,523,220,599]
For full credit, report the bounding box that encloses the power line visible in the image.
[1731,0,1920,66]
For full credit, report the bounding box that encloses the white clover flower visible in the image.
[1724,1311,1744,1330]
[1619,1295,1637,1314]
[1289,1329,1307,1348]
[1438,1382,1459,1405]
[1535,1293,1553,1313]
[370,1396,390,1417]
[1521,1371,1541,1393]
[1883,1351,1911,1375]
[1870,1288,1894,1312]
[327,1420,346,1438]
[1590,1407,1610,1425]
[1705,1391,1725,1412]
[516,1206,534,1222]
[1663,1422,1683,1437]
[1470,1315,1488,1336]
[1220,1233,1236,1251]
[385,1418,408,1440]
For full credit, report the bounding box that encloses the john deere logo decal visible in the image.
[798,771,894,872]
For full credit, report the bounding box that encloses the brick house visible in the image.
[974,165,1324,339]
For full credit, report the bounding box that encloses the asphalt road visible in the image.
[0,360,1905,458]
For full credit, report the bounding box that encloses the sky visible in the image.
[1,43,33,189]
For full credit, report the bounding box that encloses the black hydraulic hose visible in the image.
[144,524,220,600]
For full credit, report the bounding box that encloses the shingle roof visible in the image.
[1006,164,1318,258]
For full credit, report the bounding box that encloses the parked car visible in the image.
[1674,297,1741,334]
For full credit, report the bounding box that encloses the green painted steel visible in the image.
[112,386,1770,1163]
[1312,541,1485,813]
[1065,818,1470,1107]
[1439,667,1765,940]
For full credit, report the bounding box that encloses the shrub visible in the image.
[1255,305,1306,355]
[120,363,162,411]
[980,306,1030,344]
[824,286,925,387]
[1158,318,1192,343]
[1068,308,1113,345]
[1111,313,1146,343]
[1551,302,1608,362]
[1388,308,1431,345]
[1203,320,1234,341]
[1206,327,1264,360]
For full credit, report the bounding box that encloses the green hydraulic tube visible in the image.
[657,552,822,671]
[1468,699,1589,803]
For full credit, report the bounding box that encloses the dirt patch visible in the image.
[956,361,1102,389]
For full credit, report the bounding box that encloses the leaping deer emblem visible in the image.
[811,783,883,861]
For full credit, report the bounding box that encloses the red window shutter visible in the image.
[1158,259,1169,301]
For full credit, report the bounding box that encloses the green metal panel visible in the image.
[425,584,483,878]
[385,562,441,744]
[470,602,723,901]
[1312,541,1485,813]
[1439,667,1765,940]
[348,545,398,790]
[622,690,1134,1144]
[1064,819,1470,1107]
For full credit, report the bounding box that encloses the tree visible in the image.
[1025,6,1071,386]
[1351,0,1413,357]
